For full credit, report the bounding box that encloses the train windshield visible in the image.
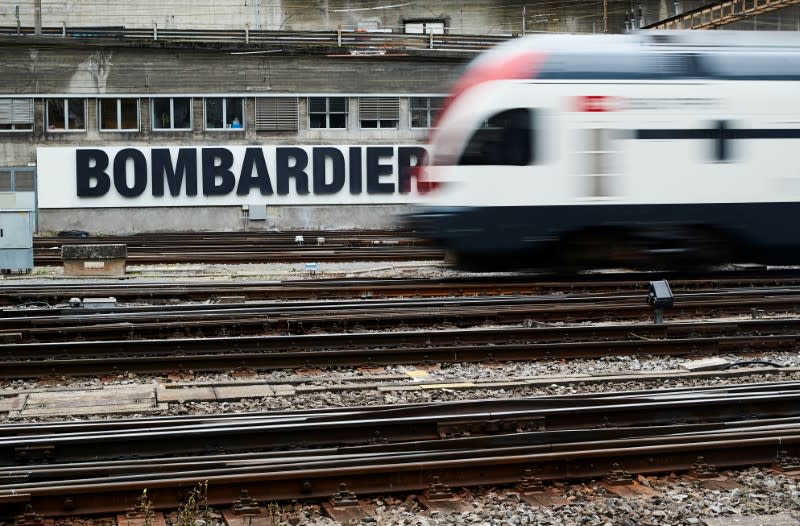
[458,108,533,166]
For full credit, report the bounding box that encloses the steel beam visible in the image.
[644,0,800,30]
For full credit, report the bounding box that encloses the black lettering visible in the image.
[202,148,235,196]
[113,148,147,197]
[237,147,274,196]
[76,149,111,197]
[397,146,428,193]
[313,147,345,194]
[349,147,362,194]
[366,147,394,194]
[276,147,309,195]
[152,148,198,197]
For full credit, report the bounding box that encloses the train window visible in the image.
[539,52,706,80]
[707,52,800,80]
[458,108,533,166]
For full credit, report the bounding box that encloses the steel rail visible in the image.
[7,269,800,306]
[2,428,798,517]
[4,388,800,466]
[7,422,800,487]
[4,296,800,343]
[0,326,798,378]
[34,247,443,266]
[3,379,798,436]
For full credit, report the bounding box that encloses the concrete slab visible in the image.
[681,357,731,372]
[156,386,216,402]
[270,384,296,396]
[17,403,159,417]
[0,395,24,412]
[23,385,155,409]
[214,385,274,400]
[12,385,158,417]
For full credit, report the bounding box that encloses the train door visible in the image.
[574,126,621,200]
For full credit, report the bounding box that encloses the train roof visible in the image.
[466,31,800,81]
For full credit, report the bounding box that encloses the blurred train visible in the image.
[403,30,800,271]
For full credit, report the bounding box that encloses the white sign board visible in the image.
[37,145,428,208]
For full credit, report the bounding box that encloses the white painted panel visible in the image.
[37,145,429,208]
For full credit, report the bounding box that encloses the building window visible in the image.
[309,97,347,129]
[99,98,139,131]
[152,97,192,130]
[359,97,399,129]
[404,19,446,34]
[255,97,299,131]
[205,97,244,130]
[0,98,34,131]
[46,98,86,131]
[410,97,444,128]
[0,169,34,191]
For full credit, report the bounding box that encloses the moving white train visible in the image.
[404,30,800,270]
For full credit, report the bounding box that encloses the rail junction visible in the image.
[4,243,800,523]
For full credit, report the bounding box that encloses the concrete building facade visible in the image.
[1,0,799,234]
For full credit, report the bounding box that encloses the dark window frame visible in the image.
[152,97,193,131]
[204,97,245,130]
[458,108,534,166]
[308,97,348,129]
[98,98,140,132]
[46,98,87,132]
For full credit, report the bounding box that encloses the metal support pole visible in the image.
[604,0,608,32]
[522,6,526,35]
[15,5,20,35]
[245,24,249,44]
[153,22,158,41]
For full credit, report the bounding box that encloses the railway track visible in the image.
[2,382,800,518]
[5,267,800,306]
[2,292,800,377]
[33,230,441,266]
[4,266,800,521]
[5,271,800,376]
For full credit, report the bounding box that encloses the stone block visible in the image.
[62,244,127,259]
[62,244,127,277]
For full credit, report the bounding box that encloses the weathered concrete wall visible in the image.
[0,46,463,95]
[39,204,413,234]
[0,41,458,183]
[1,0,639,34]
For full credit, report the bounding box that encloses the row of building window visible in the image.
[0,96,445,133]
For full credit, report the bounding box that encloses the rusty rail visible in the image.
[3,385,800,516]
